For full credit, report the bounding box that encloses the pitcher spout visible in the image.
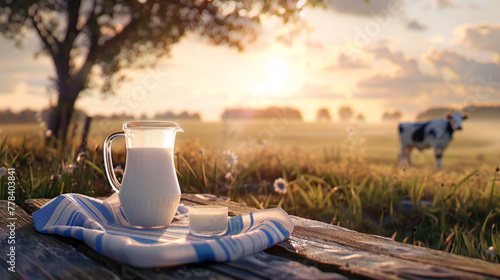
[171,122,184,133]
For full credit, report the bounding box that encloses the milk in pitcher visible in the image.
[119,147,181,227]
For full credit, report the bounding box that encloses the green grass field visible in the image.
[4,118,497,166]
[1,119,499,262]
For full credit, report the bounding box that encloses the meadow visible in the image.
[1,118,499,262]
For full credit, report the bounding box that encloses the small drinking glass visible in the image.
[189,205,228,237]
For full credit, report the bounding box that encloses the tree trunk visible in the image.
[46,101,75,148]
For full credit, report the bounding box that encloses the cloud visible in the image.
[326,0,404,16]
[337,53,371,69]
[425,49,500,86]
[353,47,443,99]
[300,82,344,99]
[436,0,457,9]
[407,19,427,31]
[455,23,500,55]
[429,35,446,44]
[353,46,500,108]
[326,53,371,71]
[468,3,480,9]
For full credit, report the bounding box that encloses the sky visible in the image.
[1,0,500,122]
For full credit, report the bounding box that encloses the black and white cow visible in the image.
[399,112,468,168]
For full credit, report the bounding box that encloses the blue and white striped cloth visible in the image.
[32,193,293,267]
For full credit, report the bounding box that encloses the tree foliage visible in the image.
[338,105,353,121]
[381,110,402,121]
[0,0,322,145]
[316,107,331,122]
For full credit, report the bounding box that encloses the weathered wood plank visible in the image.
[272,217,500,280]
[181,193,256,216]
[19,196,500,279]
[15,197,346,279]
[176,194,500,279]
[0,200,119,280]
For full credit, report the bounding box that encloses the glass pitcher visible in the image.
[103,121,183,228]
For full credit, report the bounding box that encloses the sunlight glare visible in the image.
[255,60,291,96]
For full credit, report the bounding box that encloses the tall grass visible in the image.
[0,137,104,205]
[1,135,499,263]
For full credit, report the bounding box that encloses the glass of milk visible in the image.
[189,205,228,237]
[103,121,183,228]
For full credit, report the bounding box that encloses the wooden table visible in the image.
[1,194,499,280]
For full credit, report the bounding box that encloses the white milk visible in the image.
[119,147,181,228]
[189,207,228,236]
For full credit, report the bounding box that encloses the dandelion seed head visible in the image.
[273,178,287,195]
[223,150,238,168]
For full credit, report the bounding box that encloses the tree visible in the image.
[356,113,365,122]
[381,110,402,121]
[338,105,353,121]
[316,107,331,122]
[0,0,321,145]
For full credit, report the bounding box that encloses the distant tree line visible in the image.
[0,109,201,123]
[221,107,302,120]
[416,105,500,121]
[92,110,201,121]
[381,110,402,121]
[0,109,39,123]
[314,106,365,122]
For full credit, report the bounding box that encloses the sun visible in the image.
[265,60,290,85]
[255,60,291,95]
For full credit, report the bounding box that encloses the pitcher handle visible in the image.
[103,131,124,193]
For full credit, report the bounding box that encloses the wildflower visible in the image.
[76,152,86,163]
[222,150,238,169]
[225,172,232,180]
[45,129,53,138]
[273,178,287,195]
[64,163,78,174]
[0,167,6,177]
[199,149,205,155]
[488,246,498,256]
